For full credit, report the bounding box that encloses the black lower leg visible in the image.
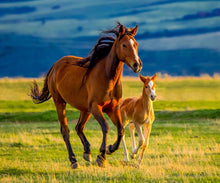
[61,126,77,164]
[75,126,91,154]
[100,130,108,159]
[108,127,124,154]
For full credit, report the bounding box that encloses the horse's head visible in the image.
[115,24,142,73]
[139,73,157,101]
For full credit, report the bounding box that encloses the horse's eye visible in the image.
[123,44,126,48]
[145,86,148,88]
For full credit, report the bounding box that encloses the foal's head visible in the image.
[139,73,157,101]
[115,24,142,73]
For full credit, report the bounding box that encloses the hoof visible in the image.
[96,155,106,168]
[130,153,136,159]
[123,158,129,163]
[71,162,80,169]
[135,163,140,169]
[83,152,92,162]
[123,160,129,166]
[106,145,113,155]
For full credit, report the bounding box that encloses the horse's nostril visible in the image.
[133,63,138,69]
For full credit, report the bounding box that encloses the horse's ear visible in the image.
[119,25,125,36]
[139,74,146,83]
[151,73,157,81]
[130,25,138,36]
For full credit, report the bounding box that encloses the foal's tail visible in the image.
[30,67,52,104]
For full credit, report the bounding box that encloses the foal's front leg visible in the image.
[121,134,129,162]
[129,123,136,159]
[131,123,144,155]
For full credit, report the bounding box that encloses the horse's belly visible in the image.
[56,66,89,111]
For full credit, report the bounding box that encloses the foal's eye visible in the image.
[123,44,126,48]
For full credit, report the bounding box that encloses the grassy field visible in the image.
[0,77,219,182]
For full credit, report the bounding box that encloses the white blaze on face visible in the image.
[148,80,156,96]
[129,39,139,63]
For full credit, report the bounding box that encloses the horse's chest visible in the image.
[101,90,119,110]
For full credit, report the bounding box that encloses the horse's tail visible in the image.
[30,67,52,104]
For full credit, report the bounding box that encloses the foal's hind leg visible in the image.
[137,124,152,167]
[75,111,92,162]
[54,98,79,169]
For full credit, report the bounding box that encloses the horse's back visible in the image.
[48,55,89,111]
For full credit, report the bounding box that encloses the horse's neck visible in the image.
[104,44,124,83]
[141,87,154,119]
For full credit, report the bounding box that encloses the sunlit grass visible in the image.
[0,77,220,101]
[0,119,219,182]
[0,77,219,182]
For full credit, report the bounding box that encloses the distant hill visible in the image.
[0,0,220,77]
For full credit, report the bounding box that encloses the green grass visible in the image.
[0,77,220,182]
[0,117,219,182]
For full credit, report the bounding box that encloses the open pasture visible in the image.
[0,77,219,182]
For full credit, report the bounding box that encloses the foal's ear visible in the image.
[130,25,138,36]
[151,73,157,81]
[139,74,146,83]
[119,25,125,36]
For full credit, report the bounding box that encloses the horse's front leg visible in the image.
[90,102,109,167]
[106,107,124,154]
[75,111,92,162]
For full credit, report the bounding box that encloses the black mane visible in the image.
[75,22,132,69]
[73,22,133,85]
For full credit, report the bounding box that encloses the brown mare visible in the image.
[30,23,142,168]
[120,73,157,167]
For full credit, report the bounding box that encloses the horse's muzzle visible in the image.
[132,59,142,73]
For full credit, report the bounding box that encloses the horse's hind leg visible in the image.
[54,98,79,169]
[75,111,92,162]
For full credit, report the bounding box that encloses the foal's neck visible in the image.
[141,87,153,114]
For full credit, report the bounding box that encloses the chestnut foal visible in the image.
[120,73,157,167]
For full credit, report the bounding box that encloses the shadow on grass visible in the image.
[0,168,31,176]
[0,110,80,122]
[156,109,220,120]
[0,167,68,179]
[0,109,219,122]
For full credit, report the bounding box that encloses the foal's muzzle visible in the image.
[151,95,157,101]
